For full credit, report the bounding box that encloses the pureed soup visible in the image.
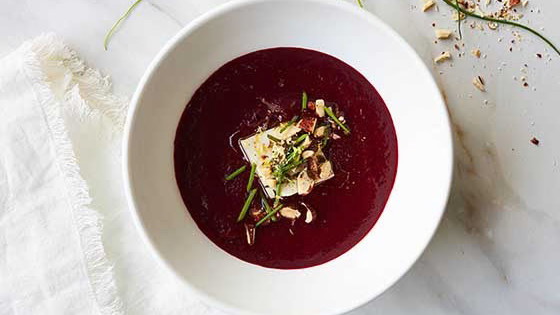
[174,48,397,269]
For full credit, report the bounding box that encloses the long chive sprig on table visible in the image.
[301,91,308,111]
[104,0,143,50]
[455,0,462,39]
[442,0,560,56]
[237,188,258,222]
[225,165,247,180]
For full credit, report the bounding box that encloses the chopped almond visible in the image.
[472,76,486,91]
[314,125,328,138]
[422,0,436,12]
[297,169,314,195]
[434,51,451,63]
[315,99,326,117]
[435,29,453,39]
[279,207,301,220]
[302,150,315,159]
[471,49,481,58]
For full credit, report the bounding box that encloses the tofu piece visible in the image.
[239,125,335,199]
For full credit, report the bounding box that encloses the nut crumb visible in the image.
[530,137,540,146]
[422,0,436,12]
[435,29,453,39]
[488,22,498,30]
[473,76,486,91]
[471,49,481,58]
[434,51,452,63]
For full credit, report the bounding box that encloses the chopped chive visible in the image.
[301,91,308,111]
[267,134,282,143]
[104,0,144,50]
[260,193,278,222]
[324,107,350,135]
[273,175,284,207]
[237,188,257,222]
[256,204,283,227]
[442,0,560,56]
[294,134,308,145]
[356,0,364,8]
[225,165,247,180]
[246,163,257,192]
[279,116,300,133]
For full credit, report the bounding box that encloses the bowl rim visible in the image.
[122,0,454,314]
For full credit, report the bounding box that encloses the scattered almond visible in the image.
[521,0,528,7]
[297,170,314,195]
[314,126,328,138]
[472,76,486,91]
[434,51,452,63]
[315,99,326,117]
[302,150,315,159]
[471,49,481,58]
[488,22,498,30]
[279,207,301,220]
[435,29,453,39]
[331,133,342,140]
[452,11,465,21]
[245,224,256,246]
[422,0,436,12]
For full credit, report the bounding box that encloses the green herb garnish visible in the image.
[455,0,462,40]
[104,0,143,50]
[273,174,284,207]
[324,107,351,135]
[301,91,308,111]
[267,134,282,143]
[279,116,299,133]
[294,134,309,145]
[225,165,247,180]
[256,204,283,227]
[356,0,364,8]
[260,193,278,222]
[443,0,560,56]
[246,163,256,192]
[237,188,257,222]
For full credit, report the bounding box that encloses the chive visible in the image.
[246,163,257,192]
[256,204,283,227]
[301,91,308,111]
[225,165,247,180]
[324,107,350,135]
[356,0,364,8]
[260,193,278,222]
[443,0,560,56]
[279,116,299,133]
[294,134,308,145]
[237,188,257,222]
[273,174,284,207]
[455,0,462,40]
[267,134,282,143]
[104,0,144,50]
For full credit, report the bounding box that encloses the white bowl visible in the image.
[123,0,453,314]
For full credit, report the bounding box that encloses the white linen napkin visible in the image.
[0,34,225,315]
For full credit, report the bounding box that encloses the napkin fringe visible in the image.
[19,34,124,315]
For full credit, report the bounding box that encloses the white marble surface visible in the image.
[2,0,560,314]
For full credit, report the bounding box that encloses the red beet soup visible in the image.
[174,48,397,269]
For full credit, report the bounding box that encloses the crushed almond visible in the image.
[434,51,452,63]
[422,0,436,12]
[435,29,453,39]
[471,49,481,58]
[315,99,326,117]
[488,22,498,30]
[279,207,301,220]
[472,76,486,91]
[245,224,256,246]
